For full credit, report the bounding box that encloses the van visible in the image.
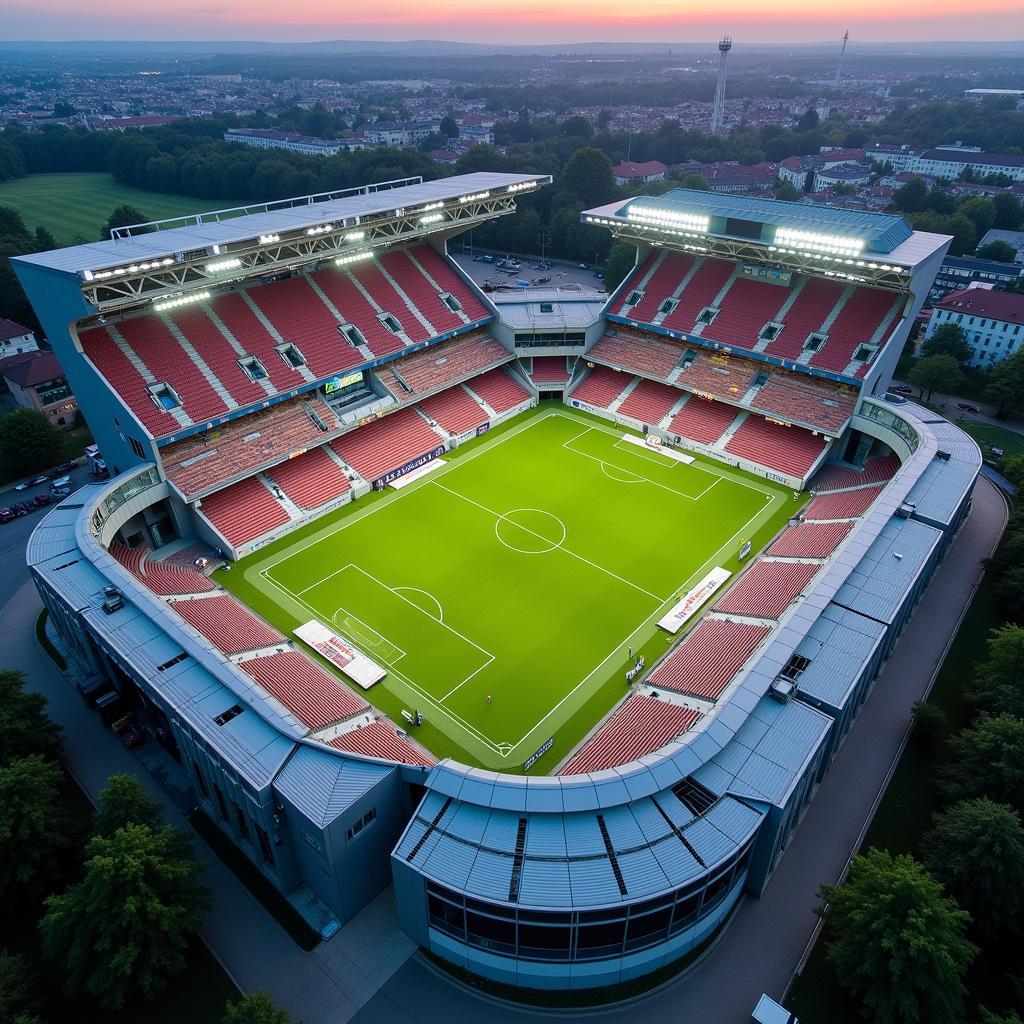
[49,475,72,498]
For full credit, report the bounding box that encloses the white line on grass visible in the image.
[432,479,666,603]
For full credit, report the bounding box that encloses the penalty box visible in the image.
[283,563,493,702]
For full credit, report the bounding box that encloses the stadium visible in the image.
[14,172,981,992]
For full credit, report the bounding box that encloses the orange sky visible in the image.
[4,0,1023,42]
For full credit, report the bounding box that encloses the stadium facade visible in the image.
[15,174,981,991]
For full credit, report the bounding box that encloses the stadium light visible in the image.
[774,227,864,256]
[89,257,176,281]
[626,206,710,232]
[419,201,444,212]
[345,230,365,242]
[335,251,373,267]
[258,233,280,245]
[153,290,211,312]
[419,213,444,225]
[507,181,537,193]
[459,191,490,203]
[206,258,243,273]
[306,223,335,236]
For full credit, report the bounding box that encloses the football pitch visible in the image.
[224,406,797,772]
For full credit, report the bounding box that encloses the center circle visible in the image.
[494,508,567,554]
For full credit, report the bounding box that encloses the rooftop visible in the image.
[935,287,1024,322]
[0,350,65,388]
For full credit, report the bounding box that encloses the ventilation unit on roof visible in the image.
[896,501,917,519]
[769,676,797,703]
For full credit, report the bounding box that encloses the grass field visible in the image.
[959,421,1024,461]
[220,406,798,772]
[0,172,248,244]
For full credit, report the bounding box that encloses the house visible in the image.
[812,163,873,192]
[687,162,778,194]
[977,229,1024,265]
[0,318,39,360]
[0,350,78,427]
[612,160,668,186]
[927,287,1024,368]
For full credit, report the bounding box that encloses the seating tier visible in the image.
[725,415,828,478]
[198,476,290,547]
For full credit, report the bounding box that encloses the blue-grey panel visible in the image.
[691,761,734,797]
[456,776,496,806]
[600,805,647,850]
[466,850,514,900]
[524,786,564,813]
[563,814,608,857]
[446,803,490,846]
[616,847,671,897]
[566,858,625,906]
[480,810,521,853]
[422,834,478,890]
[704,796,764,845]
[683,815,738,869]
[646,831,703,886]
[488,782,528,812]
[518,859,573,908]
[560,781,599,812]
[524,815,567,858]
[274,745,392,826]
[656,792,696,832]
[734,752,791,804]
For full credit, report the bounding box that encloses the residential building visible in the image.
[612,160,668,186]
[977,229,1024,264]
[0,318,39,359]
[932,255,1023,297]
[0,350,78,426]
[927,287,1024,367]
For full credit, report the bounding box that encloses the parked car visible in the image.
[30,474,50,485]
[957,402,980,414]
[112,714,145,749]
[13,482,29,491]
[13,501,35,516]
[888,384,913,395]
[0,508,15,524]
[536,276,551,284]
[33,493,52,507]
[577,263,588,269]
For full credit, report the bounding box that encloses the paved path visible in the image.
[2,477,1006,1024]
[348,476,1008,1024]
[0,580,414,1024]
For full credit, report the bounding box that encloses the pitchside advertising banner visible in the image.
[657,567,732,634]
[294,620,387,689]
[373,445,446,489]
[523,737,554,772]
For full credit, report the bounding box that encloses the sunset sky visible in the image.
[3,0,1023,43]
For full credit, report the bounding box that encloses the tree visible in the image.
[977,240,1017,263]
[958,196,997,239]
[985,350,1024,417]
[992,191,1023,230]
[0,950,39,1021]
[907,354,967,402]
[818,849,976,1024]
[921,323,971,364]
[993,567,1024,622]
[0,755,72,901]
[560,116,594,139]
[0,409,64,478]
[893,179,928,213]
[40,823,210,1010]
[223,989,292,1024]
[939,713,1024,813]
[100,204,149,241]
[1001,454,1024,494]
[979,1010,1023,1024]
[921,798,1024,938]
[0,669,62,767]
[968,625,1024,715]
[911,700,947,746]
[92,774,164,838]
[774,179,802,201]
[439,115,458,140]
[557,147,616,207]
[603,242,637,292]
[796,107,820,132]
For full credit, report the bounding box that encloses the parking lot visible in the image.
[451,251,609,295]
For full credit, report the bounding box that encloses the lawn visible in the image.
[220,406,796,772]
[0,172,249,245]
[959,421,1024,462]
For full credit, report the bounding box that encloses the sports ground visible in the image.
[222,406,798,771]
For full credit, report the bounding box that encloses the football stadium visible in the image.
[14,172,982,991]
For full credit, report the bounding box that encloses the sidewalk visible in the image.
[0,580,414,1024]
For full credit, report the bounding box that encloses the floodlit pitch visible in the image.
[221,407,796,771]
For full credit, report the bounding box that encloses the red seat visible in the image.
[198,476,290,547]
[331,406,442,483]
[725,415,828,477]
[713,560,819,619]
[266,446,351,510]
[329,721,436,766]
[617,378,681,426]
[419,387,489,434]
[571,365,630,410]
[175,595,284,654]
[466,368,530,413]
[668,397,738,444]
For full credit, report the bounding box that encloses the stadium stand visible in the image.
[309,265,407,359]
[418,387,489,435]
[678,351,758,402]
[725,415,828,478]
[562,694,702,775]
[240,651,368,730]
[266,446,351,511]
[406,244,491,322]
[808,287,903,374]
[529,356,570,386]
[766,521,853,559]
[329,721,436,767]
[661,258,736,333]
[699,276,790,349]
[713,560,819,619]
[803,485,886,521]
[648,618,772,701]
[617,377,681,426]
[161,397,341,499]
[615,251,696,321]
[761,279,844,361]
[587,326,684,379]
[668,395,738,445]
[210,291,314,391]
[356,261,433,343]
[379,251,463,334]
[374,330,509,399]
[810,454,901,492]
[197,475,290,548]
[750,375,856,435]
[109,544,217,596]
[331,406,442,483]
[175,595,285,655]
[571,365,631,410]
[466,367,531,413]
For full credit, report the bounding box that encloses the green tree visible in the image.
[796,107,820,132]
[0,668,62,767]
[993,566,1024,622]
[893,179,928,213]
[911,700,947,746]
[100,204,149,241]
[439,115,458,140]
[1001,454,1024,493]
[992,191,1023,230]
[774,179,802,201]
[969,625,1024,715]
[560,116,594,139]
[92,774,164,838]
[958,197,997,239]
[939,713,1024,813]
[0,409,64,478]
[557,147,616,207]
[979,1010,1024,1024]
[976,240,1017,262]
[921,798,1024,938]
[40,823,210,1010]
[0,755,72,901]
[907,354,967,401]
[818,849,977,1024]
[0,949,39,1021]
[985,350,1024,416]
[604,242,637,292]
[921,323,971,364]
[223,989,292,1024]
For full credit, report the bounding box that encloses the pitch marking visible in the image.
[493,508,567,555]
[393,586,444,622]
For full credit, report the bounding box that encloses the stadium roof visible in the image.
[586,188,916,255]
[13,172,548,278]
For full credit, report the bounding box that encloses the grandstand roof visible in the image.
[491,288,606,329]
[14,172,547,278]
[620,189,913,253]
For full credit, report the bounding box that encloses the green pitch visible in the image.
[221,406,798,772]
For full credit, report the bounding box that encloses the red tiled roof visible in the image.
[0,351,64,388]
[934,288,1024,323]
[0,318,34,342]
[613,160,668,178]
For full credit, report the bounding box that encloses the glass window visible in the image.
[670,892,701,934]
[428,894,466,939]
[465,912,516,954]
[624,905,672,951]
[518,923,572,960]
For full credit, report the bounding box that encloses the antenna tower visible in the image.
[711,35,732,136]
